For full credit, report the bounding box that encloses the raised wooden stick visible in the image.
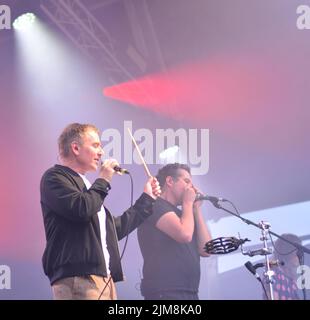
[127,128,152,178]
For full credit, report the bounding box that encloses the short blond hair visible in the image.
[58,123,99,159]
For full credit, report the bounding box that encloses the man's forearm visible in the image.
[194,207,212,256]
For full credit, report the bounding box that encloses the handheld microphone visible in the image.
[195,193,227,204]
[100,158,130,175]
[114,166,129,175]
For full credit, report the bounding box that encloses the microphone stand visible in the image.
[212,201,310,300]
[259,221,274,300]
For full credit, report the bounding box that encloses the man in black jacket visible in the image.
[40,123,160,300]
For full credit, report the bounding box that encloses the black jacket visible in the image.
[40,164,154,285]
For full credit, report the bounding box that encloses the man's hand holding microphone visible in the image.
[99,158,161,199]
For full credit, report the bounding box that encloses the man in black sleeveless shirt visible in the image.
[138,163,212,300]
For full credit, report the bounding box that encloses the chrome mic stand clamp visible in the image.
[259,221,275,300]
[240,222,275,300]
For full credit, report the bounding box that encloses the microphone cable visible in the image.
[98,171,134,300]
[260,278,270,300]
[209,195,240,217]
[119,171,134,261]
[245,261,270,300]
[225,199,240,216]
[270,234,301,257]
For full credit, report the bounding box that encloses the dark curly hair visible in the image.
[156,163,191,188]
